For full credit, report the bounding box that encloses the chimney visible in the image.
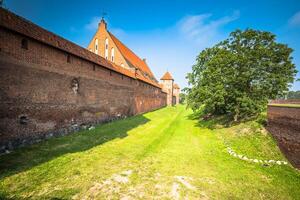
[99,18,107,30]
[143,58,146,63]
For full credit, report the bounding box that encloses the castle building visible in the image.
[87,18,180,106]
[160,71,180,106]
[87,18,157,85]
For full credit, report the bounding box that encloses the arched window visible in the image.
[111,48,115,62]
[95,39,98,54]
[105,38,108,59]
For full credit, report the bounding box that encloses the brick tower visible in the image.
[160,72,174,106]
[173,83,180,105]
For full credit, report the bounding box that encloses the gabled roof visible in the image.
[160,72,174,80]
[174,83,180,89]
[108,32,155,78]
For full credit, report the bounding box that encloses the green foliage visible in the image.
[179,92,186,104]
[185,29,297,121]
[287,90,300,99]
[256,112,267,126]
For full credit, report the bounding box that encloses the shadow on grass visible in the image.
[0,114,150,180]
[188,110,265,130]
[187,110,232,130]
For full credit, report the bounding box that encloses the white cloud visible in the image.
[178,10,240,47]
[288,11,300,27]
[85,16,101,30]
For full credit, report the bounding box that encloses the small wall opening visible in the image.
[93,64,96,71]
[67,54,71,63]
[19,115,29,125]
[21,38,28,50]
[71,78,79,94]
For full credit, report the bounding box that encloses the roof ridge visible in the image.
[108,31,140,64]
[108,31,155,78]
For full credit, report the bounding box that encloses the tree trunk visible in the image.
[234,105,240,122]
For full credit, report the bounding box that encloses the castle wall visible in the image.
[161,80,173,106]
[266,105,300,169]
[269,99,300,104]
[0,22,166,152]
[173,88,180,105]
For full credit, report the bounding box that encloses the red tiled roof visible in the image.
[0,8,162,89]
[160,72,174,80]
[108,32,155,78]
[174,83,180,89]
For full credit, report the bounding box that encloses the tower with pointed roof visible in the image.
[160,71,180,106]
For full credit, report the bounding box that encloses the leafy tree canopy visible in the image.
[185,29,297,121]
[179,93,186,104]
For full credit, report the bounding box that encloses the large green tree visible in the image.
[186,29,297,121]
[179,93,186,104]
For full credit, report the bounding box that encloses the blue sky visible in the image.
[4,0,300,91]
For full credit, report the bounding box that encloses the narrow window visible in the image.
[110,71,112,76]
[93,64,96,71]
[21,38,28,50]
[105,38,108,49]
[111,48,115,62]
[105,38,108,59]
[95,38,98,54]
[67,54,71,63]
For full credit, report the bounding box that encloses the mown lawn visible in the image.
[0,105,299,199]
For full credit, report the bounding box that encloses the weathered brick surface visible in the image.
[267,105,300,168]
[0,10,167,152]
[269,99,300,104]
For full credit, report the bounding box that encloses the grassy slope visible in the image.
[0,105,299,199]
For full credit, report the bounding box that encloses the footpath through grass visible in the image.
[0,105,300,199]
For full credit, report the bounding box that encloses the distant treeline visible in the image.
[287,91,300,99]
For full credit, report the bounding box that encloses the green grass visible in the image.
[0,105,299,199]
[268,103,300,108]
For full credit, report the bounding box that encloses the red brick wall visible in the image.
[0,26,166,151]
[267,105,300,168]
[269,99,300,104]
